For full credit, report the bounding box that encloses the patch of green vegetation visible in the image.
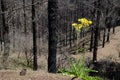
[58,57,103,80]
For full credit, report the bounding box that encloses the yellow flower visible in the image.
[72,23,83,31]
[78,18,81,22]
[78,18,90,27]
[81,18,88,23]
[78,24,83,30]
[88,20,92,25]
[72,23,77,27]
[72,18,93,31]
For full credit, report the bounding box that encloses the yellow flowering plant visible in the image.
[78,18,92,27]
[72,23,82,32]
[72,18,93,53]
[59,18,102,80]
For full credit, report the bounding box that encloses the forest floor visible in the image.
[0,26,120,80]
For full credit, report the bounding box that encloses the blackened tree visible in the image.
[31,0,38,70]
[48,0,58,73]
[0,0,10,68]
[93,0,100,62]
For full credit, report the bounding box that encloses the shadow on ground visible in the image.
[89,60,120,80]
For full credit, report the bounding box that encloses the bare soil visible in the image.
[0,70,82,80]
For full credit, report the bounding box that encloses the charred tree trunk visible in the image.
[102,28,106,47]
[107,27,110,42]
[48,0,58,73]
[73,28,76,43]
[23,0,29,66]
[90,27,94,51]
[65,24,67,46]
[98,28,101,40]
[1,0,10,68]
[106,17,112,42]
[23,0,27,34]
[12,17,15,52]
[69,20,72,47]
[93,27,99,62]
[0,17,3,51]
[93,0,100,62]
[31,0,38,70]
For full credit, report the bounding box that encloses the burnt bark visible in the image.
[107,27,110,42]
[48,0,58,73]
[93,27,99,62]
[0,0,10,68]
[23,0,27,34]
[106,17,112,42]
[90,27,94,51]
[102,28,106,47]
[93,0,100,62]
[31,0,38,70]
[113,26,115,34]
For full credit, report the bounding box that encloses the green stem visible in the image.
[76,31,79,61]
[84,29,86,53]
[76,32,79,55]
[83,28,87,61]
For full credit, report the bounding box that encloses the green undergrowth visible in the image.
[58,57,103,80]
